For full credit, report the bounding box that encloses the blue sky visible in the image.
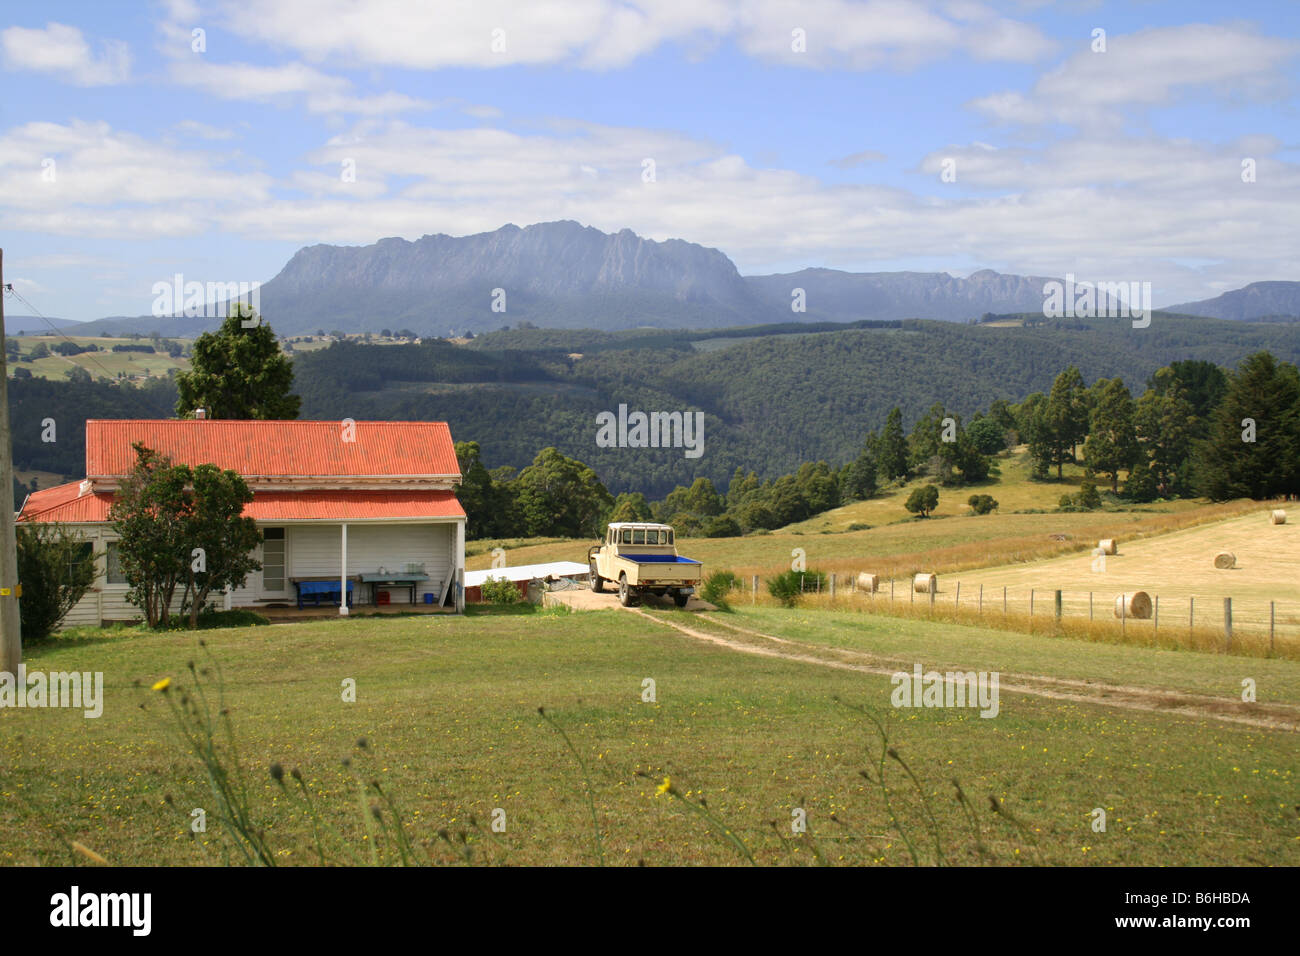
[2,0,1298,321]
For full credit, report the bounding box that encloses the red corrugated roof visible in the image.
[85,420,461,480]
[18,482,112,523]
[18,483,464,523]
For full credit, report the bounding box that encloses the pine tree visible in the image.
[175,305,301,419]
[1083,377,1138,492]
[1197,352,1300,500]
[877,406,909,482]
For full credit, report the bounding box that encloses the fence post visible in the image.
[1054,589,1062,620]
[1030,588,1035,617]
[1224,597,1233,650]
[890,577,895,606]
[1122,597,1126,636]
[929,585,936,609]
[1089,591,1093,621]
[979,583,983,616]
[829,573,836,598]
[752,575,758,604]
[1154,595,1159,635]
[1189,595,1194,637]
[1003,586,1007,616]
[1270,600,1275,655]
[955,581,961,609]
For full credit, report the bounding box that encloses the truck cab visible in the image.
[588,522,702,607]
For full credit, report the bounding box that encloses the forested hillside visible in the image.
[291,315,1300,496]
[14,314,1300,497]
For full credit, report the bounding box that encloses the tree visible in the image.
[454,441,516,540]
[662,477,724,518]
[108,445,192,627]
[967,494,998,515]
[842,441,878,500]
[180,465,261,628]
[514,447,613,538]
[1083,377,1138,492]
[904,484,939,518]
[966,416,1007,456]
[876,406,909,482]
[15,523,96,640]
[1197,352,1300,501]
[793,462,839,514]
[1134,379,1194,496]
[175,305,301,419]
[1040,366,1090,478]
[607,491,654,526]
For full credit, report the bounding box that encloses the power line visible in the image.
[2,285,120,381]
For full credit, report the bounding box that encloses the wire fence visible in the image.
[743,572,1299,658]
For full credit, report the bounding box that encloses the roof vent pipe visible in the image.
[194,408,206,420]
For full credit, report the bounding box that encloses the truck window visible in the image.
[667,530,674,544]
[621,529,632,544]
[633,530,645,545]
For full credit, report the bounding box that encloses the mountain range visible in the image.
[27,221,1300,337]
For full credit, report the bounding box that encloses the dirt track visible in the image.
[630,608,1300,733]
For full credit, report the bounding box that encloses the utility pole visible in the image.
[0,249,21,675]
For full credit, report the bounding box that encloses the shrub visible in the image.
[766,569,827,607]
[701,570,740,608]
[480,575,522,604]
[15,523,96,640]
[1077,480,1102,510]
[701,515,742,538]
[159,607,270,631]
[846,522,872,531]
[967,494,999,515]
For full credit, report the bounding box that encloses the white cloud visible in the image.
[972,23,1299,128]
[1,22,130,86]
[0,120,272,237]
[200,0,1052,71]
[3,114,1297,304]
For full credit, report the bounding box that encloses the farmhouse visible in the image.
[16,419,467,626]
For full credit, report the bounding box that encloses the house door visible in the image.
[261,528,288,598]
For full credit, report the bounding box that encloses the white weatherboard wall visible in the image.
[287,523,454,603]
[50,520,461,627]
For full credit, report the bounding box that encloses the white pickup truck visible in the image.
[588,522,702,607]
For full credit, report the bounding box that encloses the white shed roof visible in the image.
[464,561,590,588]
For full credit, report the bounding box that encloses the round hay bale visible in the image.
[1098,538,1118,555]
[913,573,937,594]
[1113,591,1152,620]
[1270,509,1286,525]
[856,572,879,593]
[1213,551,1236,570]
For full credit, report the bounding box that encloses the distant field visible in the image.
[2,608,1295,866]
[784,447,1194,534]
[10,335,189,381]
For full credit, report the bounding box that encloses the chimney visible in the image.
[194,408,206,420]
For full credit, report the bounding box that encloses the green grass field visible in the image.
[2,606,1296,866]
[11,335,190,382]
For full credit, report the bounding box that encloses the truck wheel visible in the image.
[589,560,605,593]
[618,574,636,607]
[672,590,689,608]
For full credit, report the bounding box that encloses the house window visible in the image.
[67,542,93,584]
[105,542,126,585]
[262,528,285,591]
